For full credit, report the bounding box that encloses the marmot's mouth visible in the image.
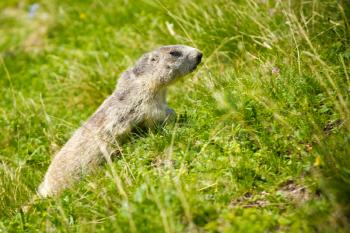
[190,65,198,72]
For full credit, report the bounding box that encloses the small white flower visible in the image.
[272,66,280,75]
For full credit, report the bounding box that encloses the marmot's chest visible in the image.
[143,99,167,121]
[139,90,167,123]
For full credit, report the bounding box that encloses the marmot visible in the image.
[38,45,202,197]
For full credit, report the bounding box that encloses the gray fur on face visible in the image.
[131,45,202,88]
[38,45,202,197]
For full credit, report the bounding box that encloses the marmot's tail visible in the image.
[37,135,105,197]
[38,179,52,198]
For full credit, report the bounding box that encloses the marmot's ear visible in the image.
[149,54,159,63]
[133,54,149,76]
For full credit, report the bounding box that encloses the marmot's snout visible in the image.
[189,50,202,72]
[196,52,203,65]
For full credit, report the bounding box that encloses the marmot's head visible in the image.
[132,45,202,88]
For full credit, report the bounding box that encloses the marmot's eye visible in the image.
[169,51,182,57]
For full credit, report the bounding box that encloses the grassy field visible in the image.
[1,0,349,232]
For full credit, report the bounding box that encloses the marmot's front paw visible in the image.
[164,108,176,123]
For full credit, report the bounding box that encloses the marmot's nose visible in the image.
[196,52,203,64]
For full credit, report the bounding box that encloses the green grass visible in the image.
[1,0,349,232]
